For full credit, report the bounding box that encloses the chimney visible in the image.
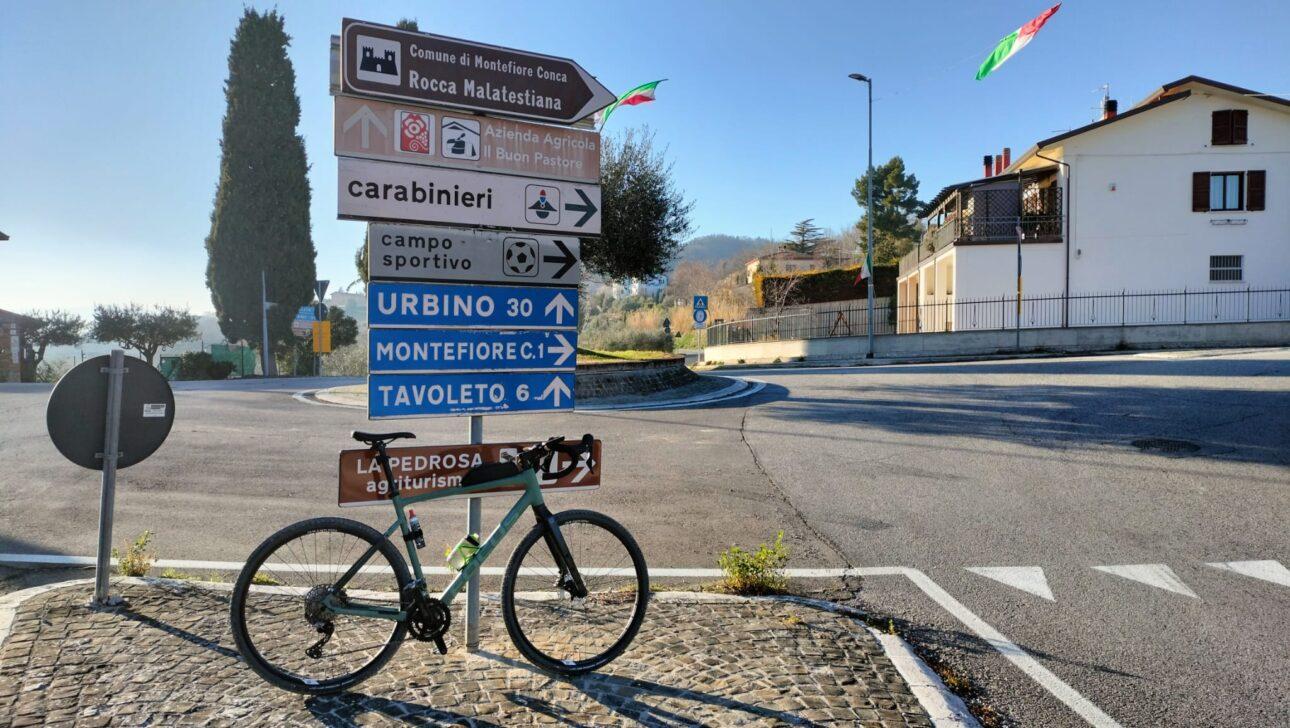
[993,154,1003,176]
[1002,147,1011,170]
[983,155,993,177]
[1102,98,1118,120]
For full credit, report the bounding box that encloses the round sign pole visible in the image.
[464,414,483,652]
[94,350,127,606]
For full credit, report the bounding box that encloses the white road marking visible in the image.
[1091,564,1198,598]
[1205,559,1290,588]
[966,566,1055,601]
[0,553,1116,725]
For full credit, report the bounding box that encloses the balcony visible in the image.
[901,170,1063,278]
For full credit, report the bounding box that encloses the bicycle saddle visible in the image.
[351,431,415,446]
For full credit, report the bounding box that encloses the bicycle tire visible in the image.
[229,517,410,695]
[501,509,649,675]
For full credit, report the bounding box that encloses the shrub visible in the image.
[251,571,283,586]
[176,351,233,380]
[717,531,789,595]
[114,531,155,577]
[755,264,897,308]
[580,327,673,353]
[160,567,193,580]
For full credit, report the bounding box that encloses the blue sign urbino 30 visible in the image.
[369,281,577,330]
[369,371,575,418]
[369,328,577,373]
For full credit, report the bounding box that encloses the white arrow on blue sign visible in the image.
[369,371,575,418]
[370,328,576,373]
[369,281,577,330]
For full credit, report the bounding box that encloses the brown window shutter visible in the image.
[1192,172,1210,211]
[1247,169,1266,210]
[1232,110,1248,144]
[1212,110,1232,145]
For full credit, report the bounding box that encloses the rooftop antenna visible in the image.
[1091,83,1110,122]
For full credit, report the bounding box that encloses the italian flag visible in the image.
[597,79,666,128]
[975,4,1061,80]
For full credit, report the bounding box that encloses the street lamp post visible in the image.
[849,73,875,358]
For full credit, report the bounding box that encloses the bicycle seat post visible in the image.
[374,441,399,499]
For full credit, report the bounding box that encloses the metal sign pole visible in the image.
[93,349,127,606]
[465,414,483,651]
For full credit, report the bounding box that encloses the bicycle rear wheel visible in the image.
[229,517,410,694]
[501,509,649,674]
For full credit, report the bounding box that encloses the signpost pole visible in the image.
[260,270,272,378]
[465,414,483,652]
[93,349,126,606]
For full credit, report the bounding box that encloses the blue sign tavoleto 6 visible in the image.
[369,328,577,373]
[369,281,577,330]
[369,371,576,418]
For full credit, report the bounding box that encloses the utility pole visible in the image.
[850,73,876,358]
[260,270,272,377]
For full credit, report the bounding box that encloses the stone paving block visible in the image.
[0,582,936,726]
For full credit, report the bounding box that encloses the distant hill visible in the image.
[676,234,775,265]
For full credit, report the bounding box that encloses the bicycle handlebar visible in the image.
[509,434,595,479]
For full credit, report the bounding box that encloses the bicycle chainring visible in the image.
[406,597,451,642]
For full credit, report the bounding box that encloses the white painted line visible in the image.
[1091,564,1198,598]
[578,378,764,411]
[1205,559,1290,588]
[892,567,1122,727]
[966,566,1055,601]
[869,627,981,727]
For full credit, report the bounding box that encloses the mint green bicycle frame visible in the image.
[321,466,547,621]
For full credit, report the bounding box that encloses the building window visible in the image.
[1208,172,1243,211]
[1209,255,1243,282]
[1211,110,1248,145]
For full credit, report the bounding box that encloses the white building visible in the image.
[897,76,1289,333]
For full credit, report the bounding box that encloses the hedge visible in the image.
[754,264,897,308]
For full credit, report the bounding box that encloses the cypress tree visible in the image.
[205,9,315,369]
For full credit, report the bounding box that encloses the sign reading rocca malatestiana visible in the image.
[340,19,616,125]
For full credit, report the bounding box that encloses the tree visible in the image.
[90,304,198,365]
[851,156,923,265]
[354,243,368,285]
[583,127,693,282]
[18,310,84,382]
[205,9,316,373]
[327,306,359,348]
[782,218,827,255]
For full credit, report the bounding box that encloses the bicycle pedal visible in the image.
[433,636,448,655]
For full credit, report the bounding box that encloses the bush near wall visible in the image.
[753,264,897,308]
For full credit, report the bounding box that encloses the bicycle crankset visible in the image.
[407,596,451,655]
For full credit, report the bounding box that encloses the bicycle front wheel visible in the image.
[229,517,410,695]
[501,509,649,674]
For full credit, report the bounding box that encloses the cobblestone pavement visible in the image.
[0,580,933,726]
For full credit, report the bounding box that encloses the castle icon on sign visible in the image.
[360,47,398,76]
[354,35,401,86]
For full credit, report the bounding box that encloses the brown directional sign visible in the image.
[340,19,616,125]
[334,96,600,183]
[338,440,601,507]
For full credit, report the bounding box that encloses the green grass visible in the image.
[716,531,790,595]
[576,348,676,362]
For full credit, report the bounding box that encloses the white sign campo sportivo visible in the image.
[338,157,601,235]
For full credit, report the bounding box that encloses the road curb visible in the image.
[0,576,975,727]
[299,375,765,412]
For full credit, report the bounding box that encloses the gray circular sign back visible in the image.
[47,354,175,470]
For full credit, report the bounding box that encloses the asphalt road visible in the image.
[2,348,1287,726]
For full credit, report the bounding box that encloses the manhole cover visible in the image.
[1131,437,1201,455]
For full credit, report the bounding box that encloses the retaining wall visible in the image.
[575,356,698,398]
[703,321,1290,365]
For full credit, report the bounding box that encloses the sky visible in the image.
[2,0,1288,317]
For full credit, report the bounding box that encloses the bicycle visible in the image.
[229,431,649,695]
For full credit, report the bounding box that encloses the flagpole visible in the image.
[850,73,876,358]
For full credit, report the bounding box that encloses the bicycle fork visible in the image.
[533,504,588,599]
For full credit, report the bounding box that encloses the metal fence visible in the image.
[705,287,1290,346]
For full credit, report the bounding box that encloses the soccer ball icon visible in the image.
[504,239,538,277]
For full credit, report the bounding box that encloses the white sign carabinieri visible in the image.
[338,157,600,235]
[368,223,580,287]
